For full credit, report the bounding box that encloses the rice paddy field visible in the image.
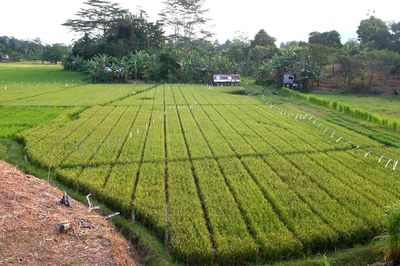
[309,91,400,122]
[1,64,400,264]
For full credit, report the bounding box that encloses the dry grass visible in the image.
[0,161,136,266]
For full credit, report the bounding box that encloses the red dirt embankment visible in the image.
[0,161,136,265]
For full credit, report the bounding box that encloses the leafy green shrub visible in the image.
[62,54,88,72]
[384,202,400,263]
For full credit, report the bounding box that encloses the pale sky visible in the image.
[1,0,398,45]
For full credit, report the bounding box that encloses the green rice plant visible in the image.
[59,107,128,166]
[0,106,66,137]
[132,91,168,238]
[214,103,374,242]
[326,151,400,196]
[25,106,116,167]
[201,104,343,251]
[187,101,301,259]
[176,102,258,263]
[14,82,400,264]
[287,154,383,237]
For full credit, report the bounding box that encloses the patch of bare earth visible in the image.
[0,161,136,266]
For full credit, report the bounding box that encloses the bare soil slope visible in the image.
[0,161,136,265]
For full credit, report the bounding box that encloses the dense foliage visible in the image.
[61,0,239,83]
[255,49,321,90]
[309,31,342,48]
[0,36,69,62]
[3,0,400,92]
[384,202,400,263]
[64,50,238,83]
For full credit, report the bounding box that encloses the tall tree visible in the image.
[337,40,365,88]
[308,30,342,48]
[103,15,164,57]
[224,38,250,71]
[389,21,400,52]
[159,0,213,48]
[63,0,129,39]
[65,2,164,59]
[357,16,390,49]
[42,44,69,64]
[250,29,276,47]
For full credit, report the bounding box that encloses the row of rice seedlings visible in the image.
[221,102,372,245]
[166,91,214,264]
[130,87,167,237]
[22,107,99,144]
[60,107,128,166]
[185,97,300,260]
[327,150,400,194]
[26,106,115,167]
[198,103,337,252]
[103,105,154,213]
[174,87,258,263]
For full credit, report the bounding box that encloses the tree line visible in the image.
[0,36,69,63]
[255,16,400,92]
[61,0,400,91]
[2,0,400,92]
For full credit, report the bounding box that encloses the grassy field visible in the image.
[1,64,399,264]
[309,91,400,121]
[0,106,67,137]
[0,64,155,106]
[0,63,87,84]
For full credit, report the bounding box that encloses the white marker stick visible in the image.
[393,160,398,171]
[364,151,371,158]
[331,132,335,138]
[106,212,120,219]
[378,156,384,163]
[336,137,343,143]
[385,159,392,168]
[86,194,92,209]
